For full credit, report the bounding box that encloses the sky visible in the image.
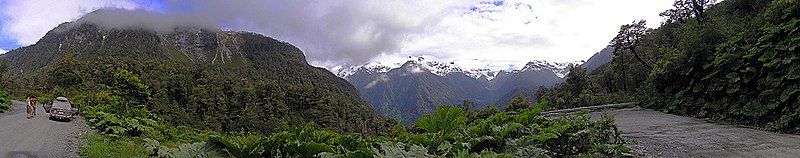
[0,0,677,72]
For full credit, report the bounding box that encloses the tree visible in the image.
[507,95,532,112]
[0,59,7,76]
[564,66,590,96]
[659,0,716,23]
[611,20,652,69]
[458,100,476,110]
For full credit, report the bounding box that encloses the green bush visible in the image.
[78,95,628,157]
[198,100,629,158]
[158,142,225,158]
[415,106,467,135]
[79,134,149,158]
[88,111,157,137]
[646,0,800,133]
[0,89,10,112]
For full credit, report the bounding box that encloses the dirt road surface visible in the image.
[593,108,800,158]
[0,100,90,158]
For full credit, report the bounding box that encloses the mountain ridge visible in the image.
[342,48,613,124]
[336,55,584,80]
[1,10,392,134]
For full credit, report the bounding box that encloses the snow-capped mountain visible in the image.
[336,55,583,80]
[516,60,583,78]
[340,47,614,125]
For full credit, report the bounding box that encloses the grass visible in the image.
[79,134,149,158]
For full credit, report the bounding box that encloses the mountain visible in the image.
[342,55,590,124]
[580,46,614,73]
[0,10,391,134]
[337,55,580,80]
[490,61,568,106]
[346,60,494,124]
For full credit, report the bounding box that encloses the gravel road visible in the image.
[593,108,800,158]
[0,100,90,158]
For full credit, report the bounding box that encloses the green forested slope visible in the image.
[539,0,800,133]
[1,19,391,134]
[648,0,800,132]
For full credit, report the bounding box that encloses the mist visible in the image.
[71,0,471,66]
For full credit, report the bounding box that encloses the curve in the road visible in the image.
[0,101,89,158]
[593,108,800,158]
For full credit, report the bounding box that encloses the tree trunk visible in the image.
[630,48,652,68]
[621,53,627,92]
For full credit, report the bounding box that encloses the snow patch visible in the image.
[336,55,583,80]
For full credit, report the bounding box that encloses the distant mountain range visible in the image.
[336,56,580,80]
[341,48,614,124]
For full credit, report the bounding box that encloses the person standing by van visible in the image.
[25,96,33,119]
[30,97,38,116]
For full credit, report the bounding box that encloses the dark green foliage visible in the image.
[537,66,635,109]
[506,95,533,111]
[416,106,467,135]
[88,111,157,137]
[157,142,225,158]
[199,99,629,157]
[0,89,10,112]
[0,58,9,112]
[659,0,717,23]
[1,21,392,134]
[545,0,800,133]
[79,134,150,157]
[647,0,800,132]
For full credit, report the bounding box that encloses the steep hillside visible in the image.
[581,46,614,73]
[1,10,391,134]
[647,0,800,132]
[539,0,800,133]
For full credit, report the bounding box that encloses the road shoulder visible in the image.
[593,108,800,158]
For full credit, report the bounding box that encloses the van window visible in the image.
[52,101,72,109]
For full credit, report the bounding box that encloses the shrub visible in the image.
[158,142,225,158]
[88,111,157,137]
[416,106,467,135]
[79,134,148,158]
[0,89,10,112]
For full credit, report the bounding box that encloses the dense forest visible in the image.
[0,15,392,135]
[539,0,800,133]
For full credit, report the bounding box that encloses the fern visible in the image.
[416,106,467,135]
[158,142,225,158]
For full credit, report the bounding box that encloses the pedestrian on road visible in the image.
[31,96,38,116]
[25,96,33,119]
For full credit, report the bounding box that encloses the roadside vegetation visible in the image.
[77,96,630,157]
[539,0,800,133]
[0,89,10,113]
[0,60,9,113]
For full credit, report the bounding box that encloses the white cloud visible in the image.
[0,0,679,73]
[1,0,139,46]
[382,0,675,72]
[0,48,7,54]
[180,0,479,68]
